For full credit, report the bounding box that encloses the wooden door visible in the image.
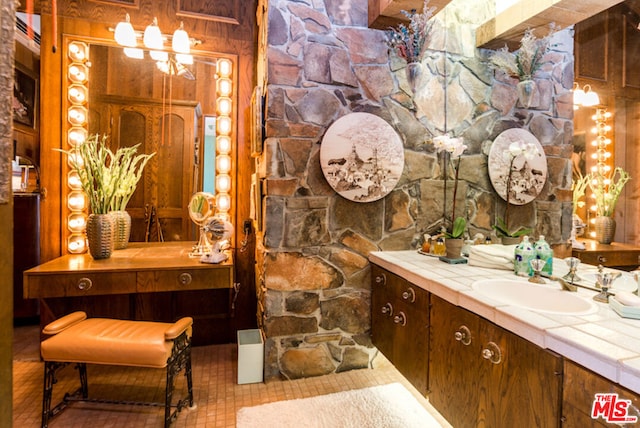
[479,321,563,428]
[105,101,197,242]
[429,295,481,427]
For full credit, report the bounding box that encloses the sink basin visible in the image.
[471,279,599,315]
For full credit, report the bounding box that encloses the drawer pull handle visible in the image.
[77,277,92,291]
[381,303,393,316]
[402,288,416,303]
[481,341,502,364]
[178,272,192,285]
[393,311,407,326]
[375,274,387,286]
[454,325,472,346]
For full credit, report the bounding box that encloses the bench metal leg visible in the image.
[42,362,89,428]
[164,331,193,428]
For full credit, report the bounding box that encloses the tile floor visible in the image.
[13,324,450,427]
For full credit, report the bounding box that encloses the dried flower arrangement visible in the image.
[489,25,557,81]
[386,0,436,63]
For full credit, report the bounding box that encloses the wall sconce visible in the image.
[573,83,600,109]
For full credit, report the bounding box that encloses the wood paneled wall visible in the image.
[574,1,640,245]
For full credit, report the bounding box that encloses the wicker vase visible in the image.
[86,213,115,259]
[110,210,132,250]
[501,236,521,245]
[594,216,616,244]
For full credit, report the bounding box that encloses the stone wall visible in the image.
[257,0,574,380]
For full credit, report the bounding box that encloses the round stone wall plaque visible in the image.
[488,128,547,205]
[320,113,404,203]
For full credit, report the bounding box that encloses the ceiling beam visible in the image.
[476,0,625,50]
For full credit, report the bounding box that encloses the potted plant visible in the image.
[59,135,154,258]
[107,142,155,249]
[433,135,468,259]
[488,25,557,107]
[386,0,436,93]
[589,166,630,244]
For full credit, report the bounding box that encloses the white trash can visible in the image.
[237,329,264,384]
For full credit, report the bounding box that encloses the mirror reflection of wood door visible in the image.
[91,98,198,242]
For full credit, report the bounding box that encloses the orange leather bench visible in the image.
[40,311,194,428]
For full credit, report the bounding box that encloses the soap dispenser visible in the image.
[534,235,553,276]
[514,236,536,277]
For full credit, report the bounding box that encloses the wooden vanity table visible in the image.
[23,242,234,345]
[572,239,640,271]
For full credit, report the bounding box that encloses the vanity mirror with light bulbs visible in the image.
[60,36,237,254]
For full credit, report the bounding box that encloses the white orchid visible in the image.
[433,135,468,237]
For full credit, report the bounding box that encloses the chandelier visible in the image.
[113,14,199,75]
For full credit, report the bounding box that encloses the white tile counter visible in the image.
[369,250,640,394]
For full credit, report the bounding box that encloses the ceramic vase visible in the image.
[110,210,131,250]
[405,62,423,94]
[517,79,536,108]
[445,238,464,259]
[594,216,616,244]
[86,213,115,259]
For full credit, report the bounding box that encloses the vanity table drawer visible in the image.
[24,272,136,298]
[137,268,233,292]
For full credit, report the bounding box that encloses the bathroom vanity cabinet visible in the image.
[563,360,640,426]
[429,294,563,427]
[371,265,429,395]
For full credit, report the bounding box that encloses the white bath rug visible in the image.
[236,382,444,428]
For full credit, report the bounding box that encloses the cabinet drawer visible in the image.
[24,272,136,298]
[137,268,232,292]
[372,267,428,309]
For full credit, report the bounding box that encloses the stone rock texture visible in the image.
[257,0,574,380]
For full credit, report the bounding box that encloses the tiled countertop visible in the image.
[369,250,640,394]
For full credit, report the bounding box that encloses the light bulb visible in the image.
[175,53,193,64]
[216,174,231,193]
[216,155,231,173]
[217,78,232,96]
[217,97,232,115]
[114,14,137,47]
[216,193,231,211]
[217,58,232,77]
[150,50,168,62]
[124,48,144,59]
[68,234,86,253]
[143,17,163,50]
[217,136,231,154]
[172,22,190,53]
[217,117,232,135]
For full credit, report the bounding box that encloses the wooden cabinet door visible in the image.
[429,295,562,427]
[479,321,563,428]
[371,265,398,360]
[393,285,429,395]
[563,360,640,427]
[429,294,481,427]
[371,265,429,395]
